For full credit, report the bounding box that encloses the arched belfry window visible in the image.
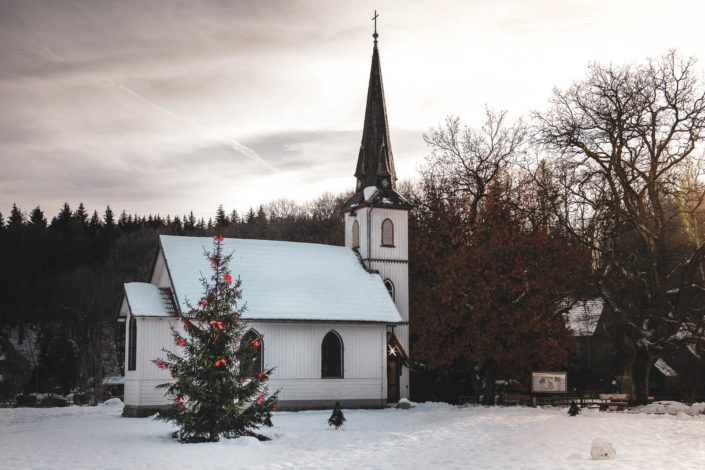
[352,220,360,249]
[128,316,137,371]
[381,218,394,246]
[240,329,263,376]
[321,330,344,378]
[384,279,395,301]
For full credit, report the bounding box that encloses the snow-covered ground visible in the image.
[1,401,704,469]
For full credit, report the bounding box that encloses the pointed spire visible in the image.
[353,20,397,190]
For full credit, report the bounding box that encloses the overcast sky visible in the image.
[2,0,704,220]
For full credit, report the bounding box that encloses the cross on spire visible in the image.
[372,10,379,44]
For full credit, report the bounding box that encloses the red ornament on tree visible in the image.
[209,320,223,330]
[215,359,227,366]
[177,338,185,347]
[251,339,260,347]
[257,394,263,405]
[157,361,164,369]
[223,274,232,284]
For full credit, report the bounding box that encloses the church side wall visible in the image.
[123,315,139,407]
[125,319,388,412]
[125,316,183,410]
[249,322,387,407]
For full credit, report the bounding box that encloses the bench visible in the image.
[502,393,531,406]
[597,394,629,411]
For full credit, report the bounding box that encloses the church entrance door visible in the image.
[387,357,401,402]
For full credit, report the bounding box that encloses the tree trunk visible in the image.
[482,362,497,405]
[616,334,637,401]
[633,348,655,405]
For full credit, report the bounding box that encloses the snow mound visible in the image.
[629,401,705,416]
[591,438,616,460]
[103,398,124,407]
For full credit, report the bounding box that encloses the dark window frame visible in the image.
[128,316,137,371]
[240,329,263,377]
[381,218,394,247]
[321,330,344,379]
[384,278,395,301]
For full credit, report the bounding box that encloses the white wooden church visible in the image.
[118,31,411,416]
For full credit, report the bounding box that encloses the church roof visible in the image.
[342,185,412,212]
[123,282,173,317]
[136,235,403,324]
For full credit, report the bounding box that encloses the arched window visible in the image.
[321,330,343,378]
[128,316,137,371]
[381,218,394,246]
[384,279,395,300]
[352,220,360,249]
[240,329,263,376]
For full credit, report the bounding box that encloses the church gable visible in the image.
[159,235,403,324]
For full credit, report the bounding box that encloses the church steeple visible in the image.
[354,24,397,190]
[342,17,410,213]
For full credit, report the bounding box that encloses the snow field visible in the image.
[1,401,704,469]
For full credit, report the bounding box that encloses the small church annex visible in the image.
[118,29,412,416]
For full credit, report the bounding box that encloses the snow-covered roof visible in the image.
[158,235,403,323]
[341,186,412,211]
[564,299,604,336]
[124,283,171,317]
[654,358,678,377]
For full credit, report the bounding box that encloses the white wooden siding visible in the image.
[343,205,410,400]
[124,316,183,408]
[150,251,171,288]
[345,207,408,262]
[126,319,388,407]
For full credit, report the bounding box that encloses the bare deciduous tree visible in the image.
[535,50,705,403]
[421,108,527,227]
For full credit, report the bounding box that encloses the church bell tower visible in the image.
[342,18,412,401]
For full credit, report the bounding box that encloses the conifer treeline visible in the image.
[0,192,350,396]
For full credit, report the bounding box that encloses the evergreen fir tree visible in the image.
[103,206,115,228]
[173,215,183,233]
[0,211,4,230]
[55,203,73,227]
[230,209,240,225]
[187,211,197,230]
[118,210,129,228]
[8,203,24,228]
[74,202,88,226]
[29,206,47,228]
[89,210,102,231]
[568,401,580,416]
[155,236,278,442]
[328,401,346,429]
[216,205,229,228]
[245,207,256,224]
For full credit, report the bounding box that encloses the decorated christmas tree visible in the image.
[328,401,346,429]
[155,235,278,442]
